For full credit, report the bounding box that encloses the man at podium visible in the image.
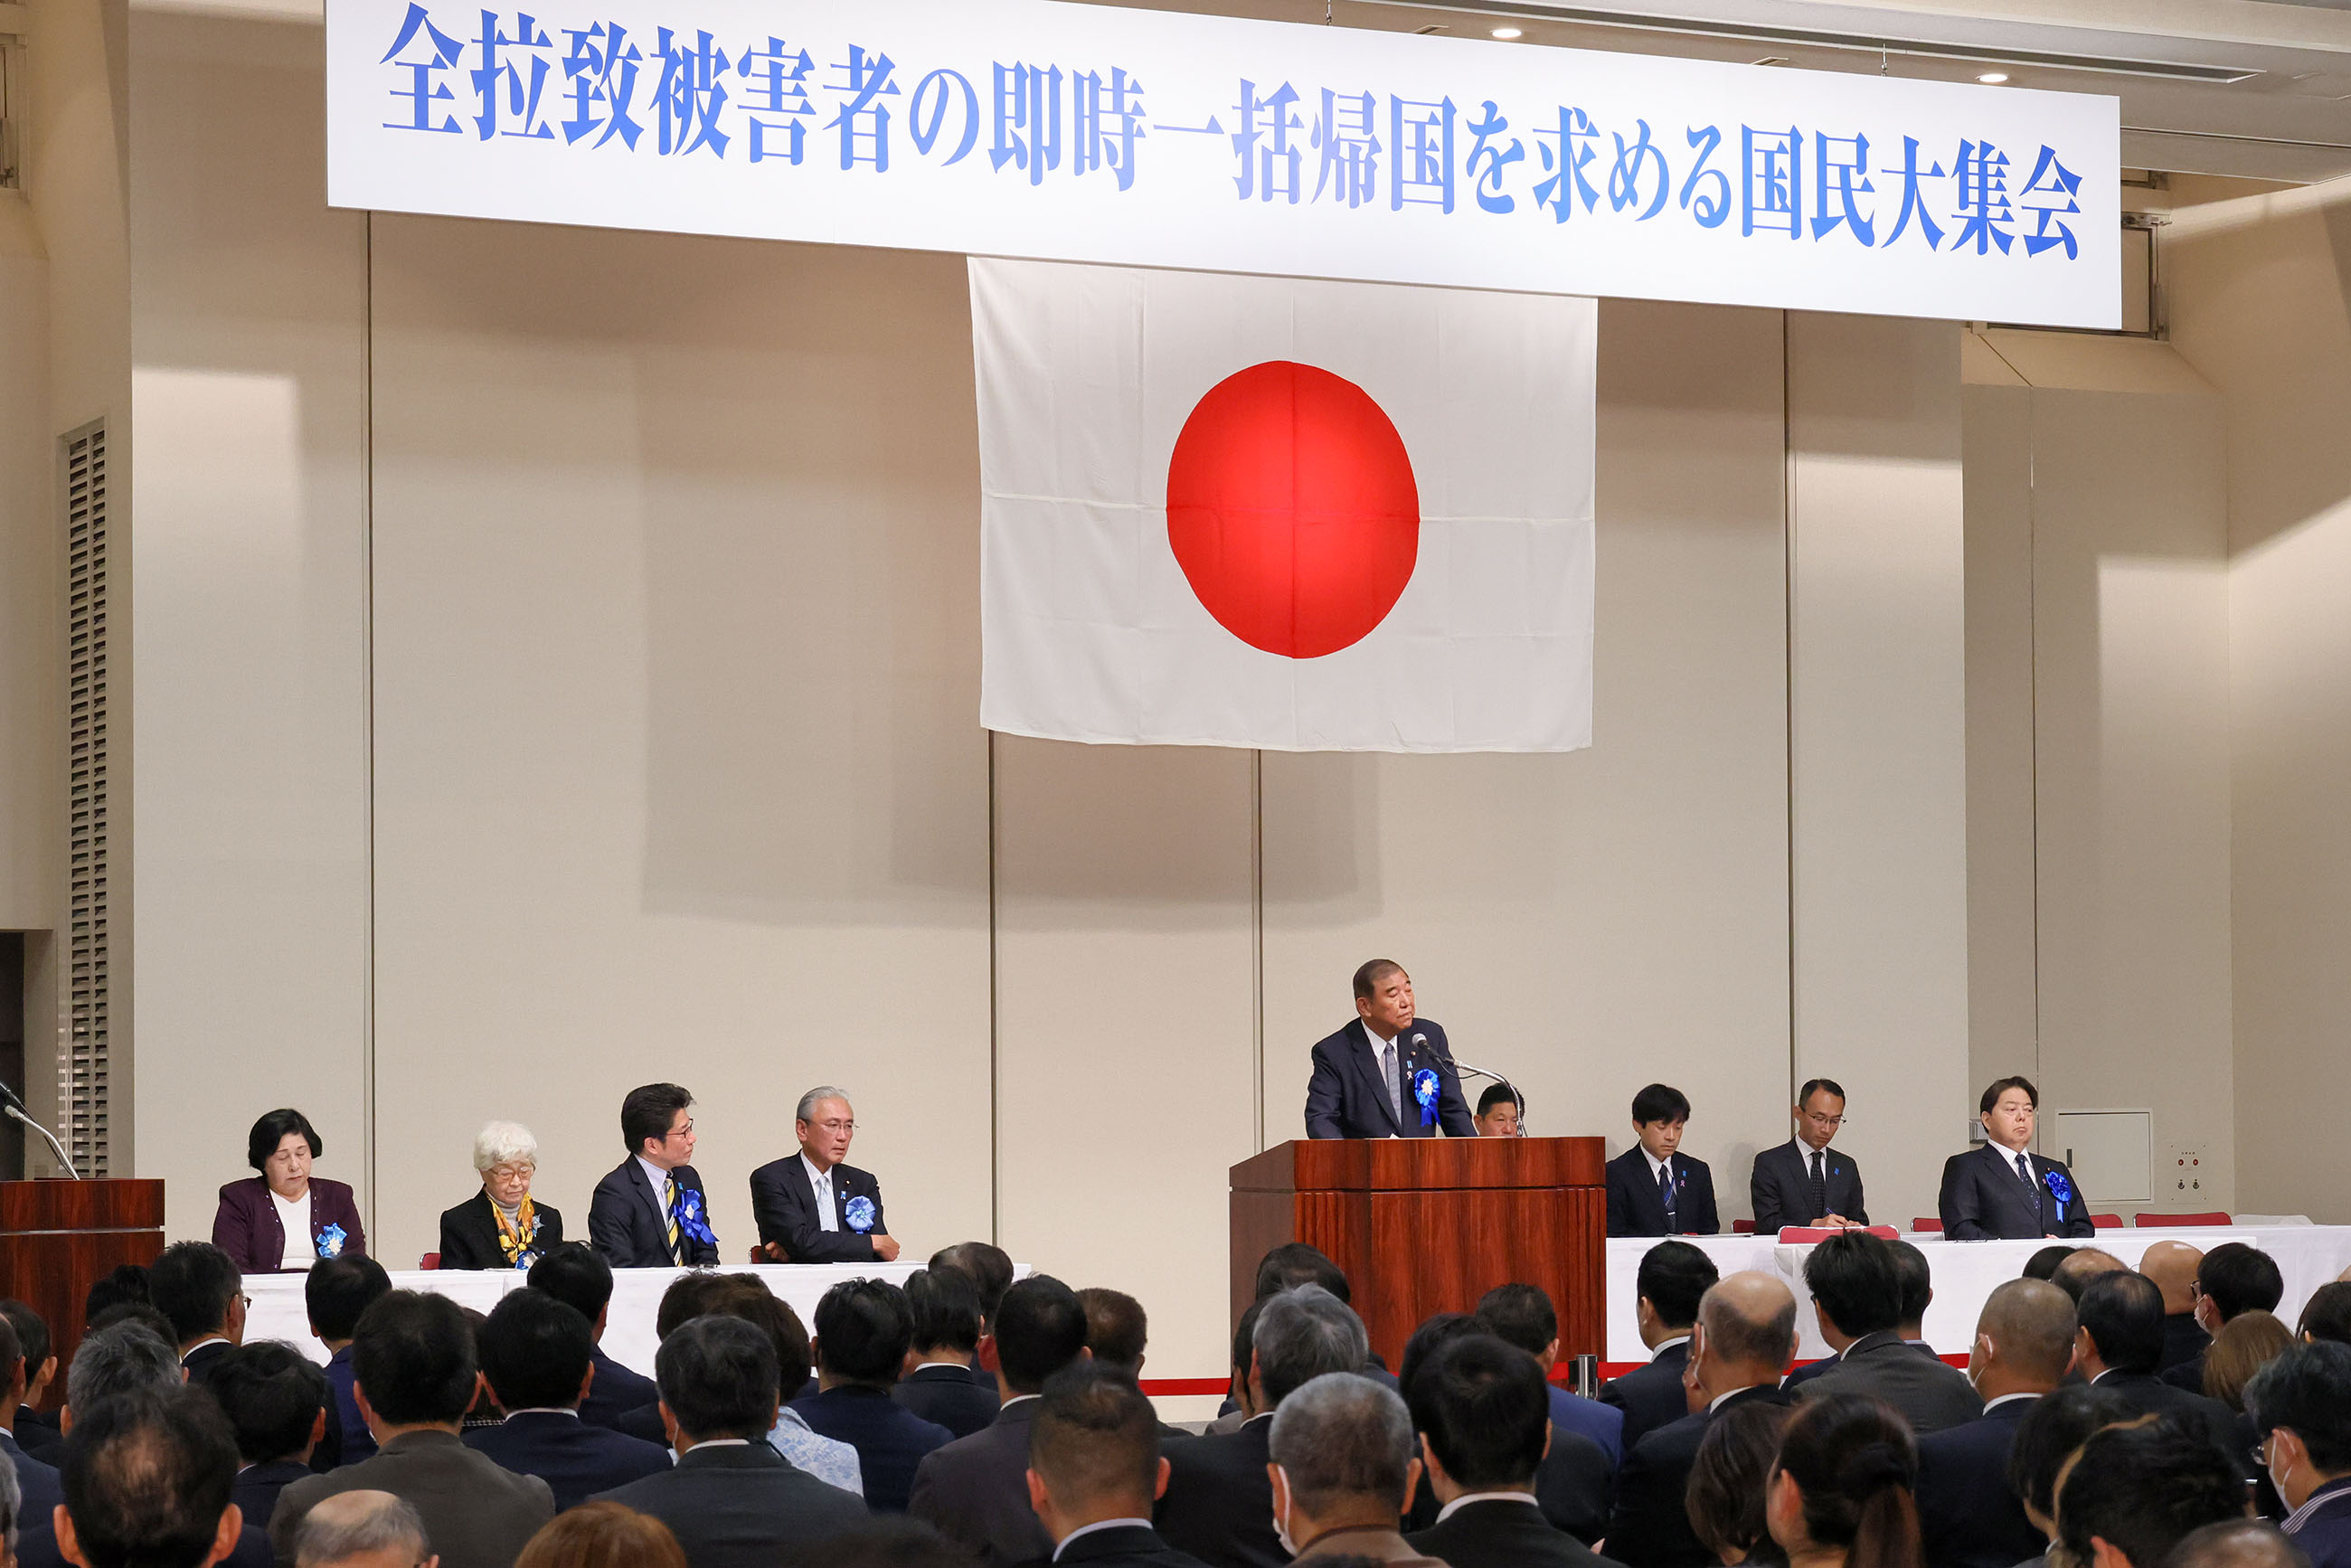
[1302,961,1472,1138]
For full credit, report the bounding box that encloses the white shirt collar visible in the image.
[1641,1148,1672,1180]
[686,1438,752,1450]
[503,1408,580,1421]
[1053,1519,1157,1559]
[1362,1017,1397,1047]
[1982,1393,2043,1413]
[1003,1393,1043,1410]
[1797,1139,1834,1164]
[1708,1384,1769,1413]
[1651,1335,1692,1359]
[1434,1491,1539,1524]
[637,1155,677,1199]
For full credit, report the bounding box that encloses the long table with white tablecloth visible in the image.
[1605,1226,2351,1370]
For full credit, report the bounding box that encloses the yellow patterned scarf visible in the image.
[494,1195,540,1270]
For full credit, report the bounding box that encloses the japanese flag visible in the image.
[970,258,1596,752]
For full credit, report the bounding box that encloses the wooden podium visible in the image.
[1230,1138,1605,1370]
[0,1179,165,1404]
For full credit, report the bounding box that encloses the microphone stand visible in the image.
[0,1082,80,1178]
[1410,1034,1527,1133]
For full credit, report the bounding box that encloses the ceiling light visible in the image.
[1492,26,1523,38]
[1977,71,2010,84]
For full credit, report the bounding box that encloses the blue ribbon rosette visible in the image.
[845,1195,877,1235]
[316,1223,347,1260]
[2043,1167,2074,1216]
[675,1188,718,1248]
[1413,1068,1440,1128]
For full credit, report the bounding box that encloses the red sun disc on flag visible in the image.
[1165,361,1421,660]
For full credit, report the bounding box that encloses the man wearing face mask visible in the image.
[1937,1077,2095,1240]
[2246,1341,2351,1567]
[1913,1279,2078,1568]
[1266,1373,1443,1568]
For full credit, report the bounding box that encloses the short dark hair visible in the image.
[305,1254,392,1343]
[704,1284,815,1398]
[994,1276,1089,1395]
[1407,1332,1548,1490]
[84,1265,150,1331]
[2024,1245,2076,1283]
[246,1108,323,1172]
[1632,1083,1691,1125]
[1475,1083,1522,1119]
[814,1279,915,1387]
[1803,1233,1903,1340]
[2079,1271,2167,1375]
[906,1269,984,1357]
[2006,1383,2137,1519]
[2161,1521,2315,1568]
[527,1242,616,1324]
[1075,1288,1148,1375]
[1688,1397,1796,1565]
[1,1299,52,1373]
[1397,1312,1479,1412]
[1474,1283,1557,1357]
[1254,1242,1351,1304]
[147,1242,242,1344]
[2057,1416,2246,1568]
[1028,1365,1159,1507]
[1351,959,1404,1002]
[656,1315,778,1441]
[655,1270,739,1341]
[1797,1079,1846,1108]
[0,1315,21,1395]
[1771,1392,1921,1564]
[201,1341,329,1465]
[1892,1242,1932,1327]
[60,1387,239,1568]
[1979,1076,2037,1115]
[2298,1282,2351,1347]
[2199,1243,2285,1323]
[89,1303,176,1347]
[928,1243,1015,1325]
[620,1083,694,1156]
[1637,1240,1721,1331]
[350,1289,477,1426]
[1230,1299,1265,1375]
[2246,1340,2351,1470]
[478,1288,595,1412]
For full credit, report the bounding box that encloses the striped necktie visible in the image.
[664,1175,683,1263]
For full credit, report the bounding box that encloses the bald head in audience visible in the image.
[1688,1272,1799,1409]
[2052,1248,2129,1303]
[295,1491,436,1568]
[2160,1521,2312,1568]
[2140,1242,2205,1316]
[1967,1279,2078,1401]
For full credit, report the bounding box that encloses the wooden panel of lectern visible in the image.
[0,1179,166,1406]
[1230,1138,1605,1371]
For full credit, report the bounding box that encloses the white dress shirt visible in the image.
[637,1156,676,1229]
[1362,1022,1402,1127]
[1054,1519,1157,1559]
[802,1153,839,1233]
[1433,1491,1541,1524]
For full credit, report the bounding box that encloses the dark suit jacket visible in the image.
[325,1346,377,1465]
[1605,1385,1791,1568]
[895,1363,1001,1440]
[212,1177,368,1275]
[1783,1352,1840,1390]
[1750,1140,1868,1232]
[1915,1396,2044,1568]
[1533,1423,1619,1544]
[2091,1371,2238,1456]
[183,1338,235,1380]
[2289,1477,2351,1568]
[438,1190,563,1271]
[1053,1523,1215,1568]
[1800,1331,1982,1436]
[1605,1150,1719,1237]
[14,1405,61,1465]
[1155,1414,1280,1568]
[2157,1314,2211,1378]
[1599,1340,1695,1451]
[587,1158,719,1268]
[797,1384,955,1513]
[18,1525,270,1568]
[272,1429,554,1568]
[463,1410,671,1510]
[2160,1347,2212,1394]
[1550,1384,1624,1467]
[911,1398,1053,1565]
[1412,1496,1629,1568]
[594,1440,870,1568]
[2,1429,62,1533]
[1936,1144,2093,1240]
[231,1459,311,1535]
[1303,1018,1473,1138]
[751,1156,890,1263]
[579,1345,660,1430]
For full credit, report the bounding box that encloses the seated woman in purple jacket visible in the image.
[212,1108,368,1273]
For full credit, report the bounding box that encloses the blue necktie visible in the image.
[1659,1162,1678,1232]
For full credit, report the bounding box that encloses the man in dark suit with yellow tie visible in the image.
[587,1083,720,1268]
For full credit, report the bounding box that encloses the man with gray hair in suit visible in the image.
[750,1087,900,1263]
[294,1492,436,1568]
[1269,1374,1442,1568]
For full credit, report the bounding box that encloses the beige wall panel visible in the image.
[127,10,371,1228]
[1260,299,1792,1216]
[993,737,1257,1385]
[0,231,58,933]
[366,221,991,1266]
[1787,314,1970,1231]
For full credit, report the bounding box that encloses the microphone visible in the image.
[1409,1034,1527,1133]
[0,1082,80,1178]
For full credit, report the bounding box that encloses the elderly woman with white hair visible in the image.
[438,1121,563,1270]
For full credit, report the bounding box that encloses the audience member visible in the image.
[1600,1242,1721,1450]
[800,1280,954,1512]
[2205,1313,2293,1415]
[203,1343,330,1532]
[2055,1417,2249,1568]
[1024,1366,1203,1568]
[1253,1246,1351,1306]
[512,1503,685,1568]
[461,1289,667,1511]
[1403,1334,1620,1568]
[1478,1283,1626,1465]
[149,1243,247,1379]
[2161,1521,2314,1568]
[1204,1302,1263,1439]
[291,1491,434,1568]
[307,1257,393,1467]
[591,1315,867,1568]
[1076,1289,1190,1443]
[897,1271,998,1440]
[274,1290,554,1568]
[1157,1285,1365,1568]
[2246,1341,2351,1566]
[1609,1272,1798,1568]
[1396,1308,1605,1543]
[1799,1233,1981,1434]
[2023,1248,2075,1285]
[1687,1400,1795,1568]
[930,1246,1017,1336]
[1765,1393,1923,1568]
[2075,1273,2239,1456]
[911,1275,1091,1565]
[2051,1249,2129,1305]
[55,1388,243,1568]
[0,1318,61,1534]
[81,1268,150,1335]
[1892,1243,1935,1347]
[0,1460,20,1568]
[1267,1374,1435,1567]
[2298,1287,2351,1349]
[2006,1384,2137,1552]
[523,1247,656,1432]
[696,1282,863,1496]
[86,1305,175,1346]
[1915,1279,2076,1568]
[2139,1242,2212,1376]
[1,1301,62,1464]
[2167,1245,2286,1394]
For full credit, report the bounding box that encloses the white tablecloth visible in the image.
[1604,1226,2351,1368]
[247,1262,936,1379]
